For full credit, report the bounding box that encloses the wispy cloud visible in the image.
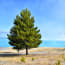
[0,31,9,39]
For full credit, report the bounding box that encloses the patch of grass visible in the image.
[63,58,65,61]
[32,57,35,61]
[21,56,26,62]
[62,54,64,58]
[55,60,62,65]
[61,54,65,61]
[43,62,47,65]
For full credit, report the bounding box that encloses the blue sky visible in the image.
[0,0,65,40]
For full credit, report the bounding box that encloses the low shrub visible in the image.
[62,54,64,59]
[21,56,26,62]
[32,57,35,61]
[55,60,62,65]
[62,54,65,61]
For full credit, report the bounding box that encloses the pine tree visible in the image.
[7,8,42,55]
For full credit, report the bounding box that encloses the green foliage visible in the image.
[32,57,35,61]
[63,58,65,61]
[62,54,65,61]
[7,8,42,55]
[55,60,62,65]
[21,56,26,62]
[62,54,64,59]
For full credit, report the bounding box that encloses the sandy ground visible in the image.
[0,47,65,65]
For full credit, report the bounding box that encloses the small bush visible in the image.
[21,56,26,62]
[63,58,65,61]
[32,57,35,61]
[55,60,62,65]
[62,54,64,59]
[62,54,65,61]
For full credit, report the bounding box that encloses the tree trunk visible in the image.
[17,49,19,56]
[26,47,28,55]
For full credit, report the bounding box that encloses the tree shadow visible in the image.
[53,48,65,51]
[0,53,24,57]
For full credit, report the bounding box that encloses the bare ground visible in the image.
[0,47,65,65]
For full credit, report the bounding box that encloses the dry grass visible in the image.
[0,47,65,65]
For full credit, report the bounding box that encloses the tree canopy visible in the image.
[7,8,42,55]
